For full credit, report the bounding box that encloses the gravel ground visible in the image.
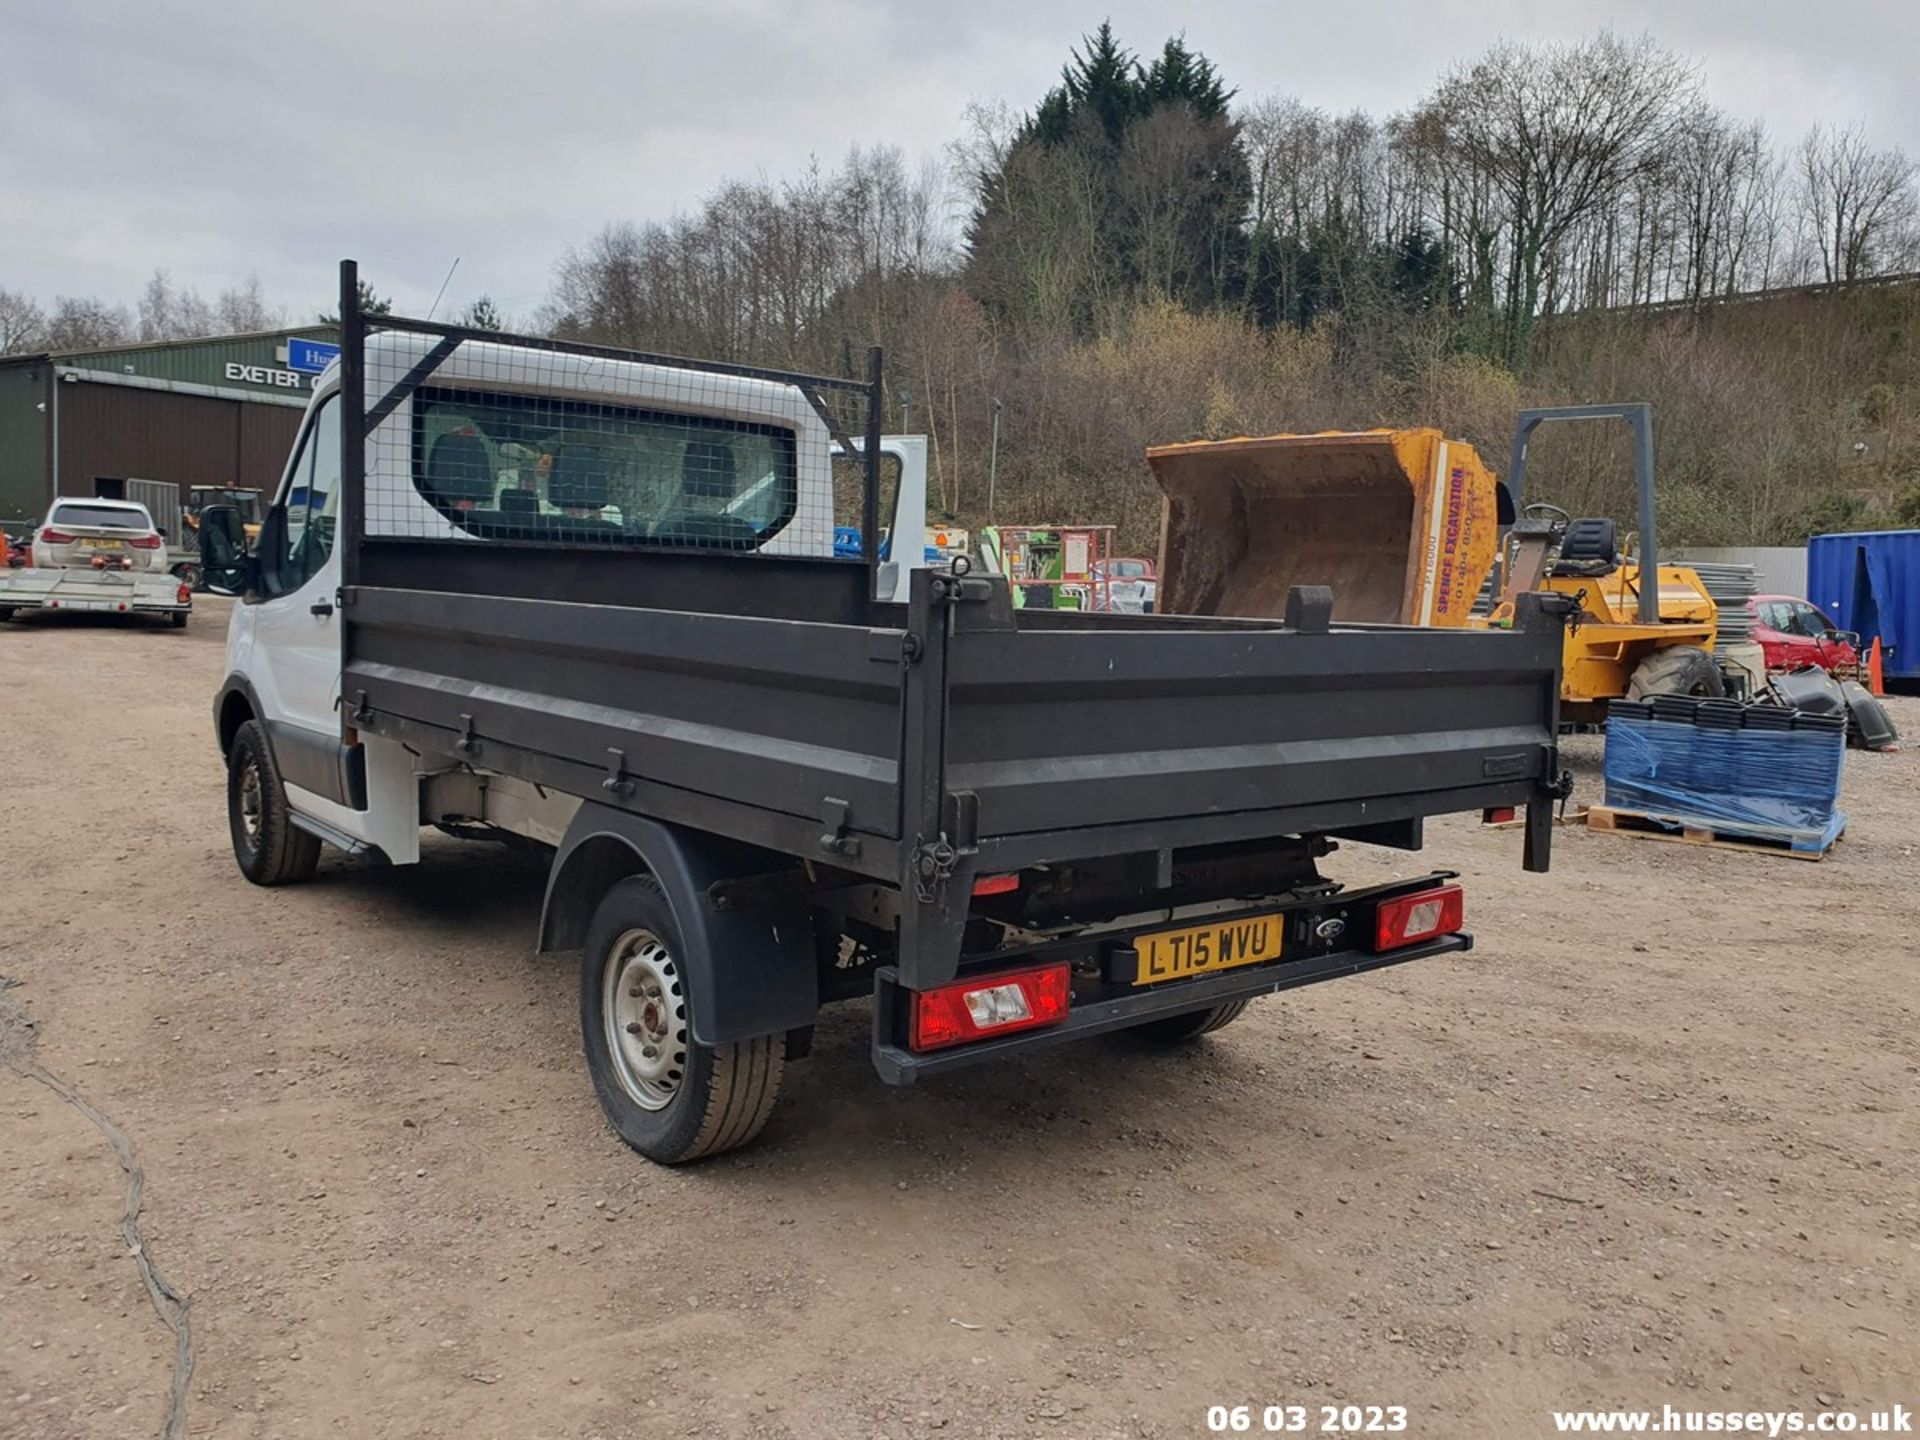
[1,598,1915,1439]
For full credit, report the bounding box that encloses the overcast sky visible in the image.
[4,0,1914,326]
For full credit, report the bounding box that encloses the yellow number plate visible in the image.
[81,537,123,548]
[1132,913,1284,987]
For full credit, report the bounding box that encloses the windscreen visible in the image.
[412,387,797,549]
[51,503,151,530]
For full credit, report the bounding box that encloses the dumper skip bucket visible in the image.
[1147,429,1502,626]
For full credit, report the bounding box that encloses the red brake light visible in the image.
[909,963,1070,1052]
[971,872,1020,897]
[176,582,193,605]
[1481,806,1516,825]
[127,532,162,549]
[40,528,76,545]
[1374,884,1464,952]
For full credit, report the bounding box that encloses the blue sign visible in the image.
[287,337,341,374]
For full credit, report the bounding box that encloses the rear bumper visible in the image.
[0,570,189,615]
[870,930,1470,1084]
[8,594,189,615]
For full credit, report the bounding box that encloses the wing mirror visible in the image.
[198,504,256,597]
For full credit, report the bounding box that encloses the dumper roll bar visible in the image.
[1506,403,1659,625]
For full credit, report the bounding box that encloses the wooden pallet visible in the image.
[1585,804,1846,862]
[1484,804,1589,831]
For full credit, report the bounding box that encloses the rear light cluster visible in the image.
[910,963,1070,1052]
[1373,884,1463,952]
[39,528,75,545]
[127,533,162,549]
[176,582,193,605]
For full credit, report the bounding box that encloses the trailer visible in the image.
[0,564,193,626]
[193,263,1569,1165]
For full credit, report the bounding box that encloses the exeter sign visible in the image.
[224,362,311,389]
[220,337,341,392]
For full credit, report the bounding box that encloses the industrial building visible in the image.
[0,326,338,540]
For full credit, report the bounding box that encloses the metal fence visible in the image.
[1671,546,1807,600]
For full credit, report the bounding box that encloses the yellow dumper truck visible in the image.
[1148,404,1721,722]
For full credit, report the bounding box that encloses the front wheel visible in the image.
[227,719,321,886]
[579,875,784,1164]
[1627,644,1725,701]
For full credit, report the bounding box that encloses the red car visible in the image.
[1748,594,1860,673]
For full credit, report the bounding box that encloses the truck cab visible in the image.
[206,338,933,863]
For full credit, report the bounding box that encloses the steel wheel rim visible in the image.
[602,928,688,1111]
[238,759,263,851]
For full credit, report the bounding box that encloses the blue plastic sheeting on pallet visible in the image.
[1604,714,1844,839]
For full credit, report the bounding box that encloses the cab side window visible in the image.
[280,397,340,591]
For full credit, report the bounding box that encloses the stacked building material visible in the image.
[1679,559,1764,695]
[1603,697,1846,849]
[1681,560,1759,646]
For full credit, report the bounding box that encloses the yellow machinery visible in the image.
[185,486,264,546]
[1147,403,1721,721]
[1150,427,1504,626]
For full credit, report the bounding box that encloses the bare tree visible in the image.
[216,275,277,332]
[138,269,177,341]
[140,267,277,338]
[1414,32,1700,358]
[1116,107,1219,299]
[1797,124,1919,282]
[44,296,132,350]
[175,288,216,337]
[0,288,46,353]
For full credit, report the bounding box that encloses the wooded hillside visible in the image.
[545,25,1920,551]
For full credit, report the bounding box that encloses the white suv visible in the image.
[30,497,169,573]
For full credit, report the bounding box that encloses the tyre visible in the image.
[1131,999,1251,1043]
[169,611,188,629]
[0,607,13,623]
[579,875,784,1164]
[226,719,321,886]
[172,562,203,591]
[1626,644,1725,701]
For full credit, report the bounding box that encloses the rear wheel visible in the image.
[169,611,188,629]
[0,607,13,623]
[1132,1000,1251,1043]
[579,875,784,1164]
[1627,644,1724,701]
[226,719,321,886]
